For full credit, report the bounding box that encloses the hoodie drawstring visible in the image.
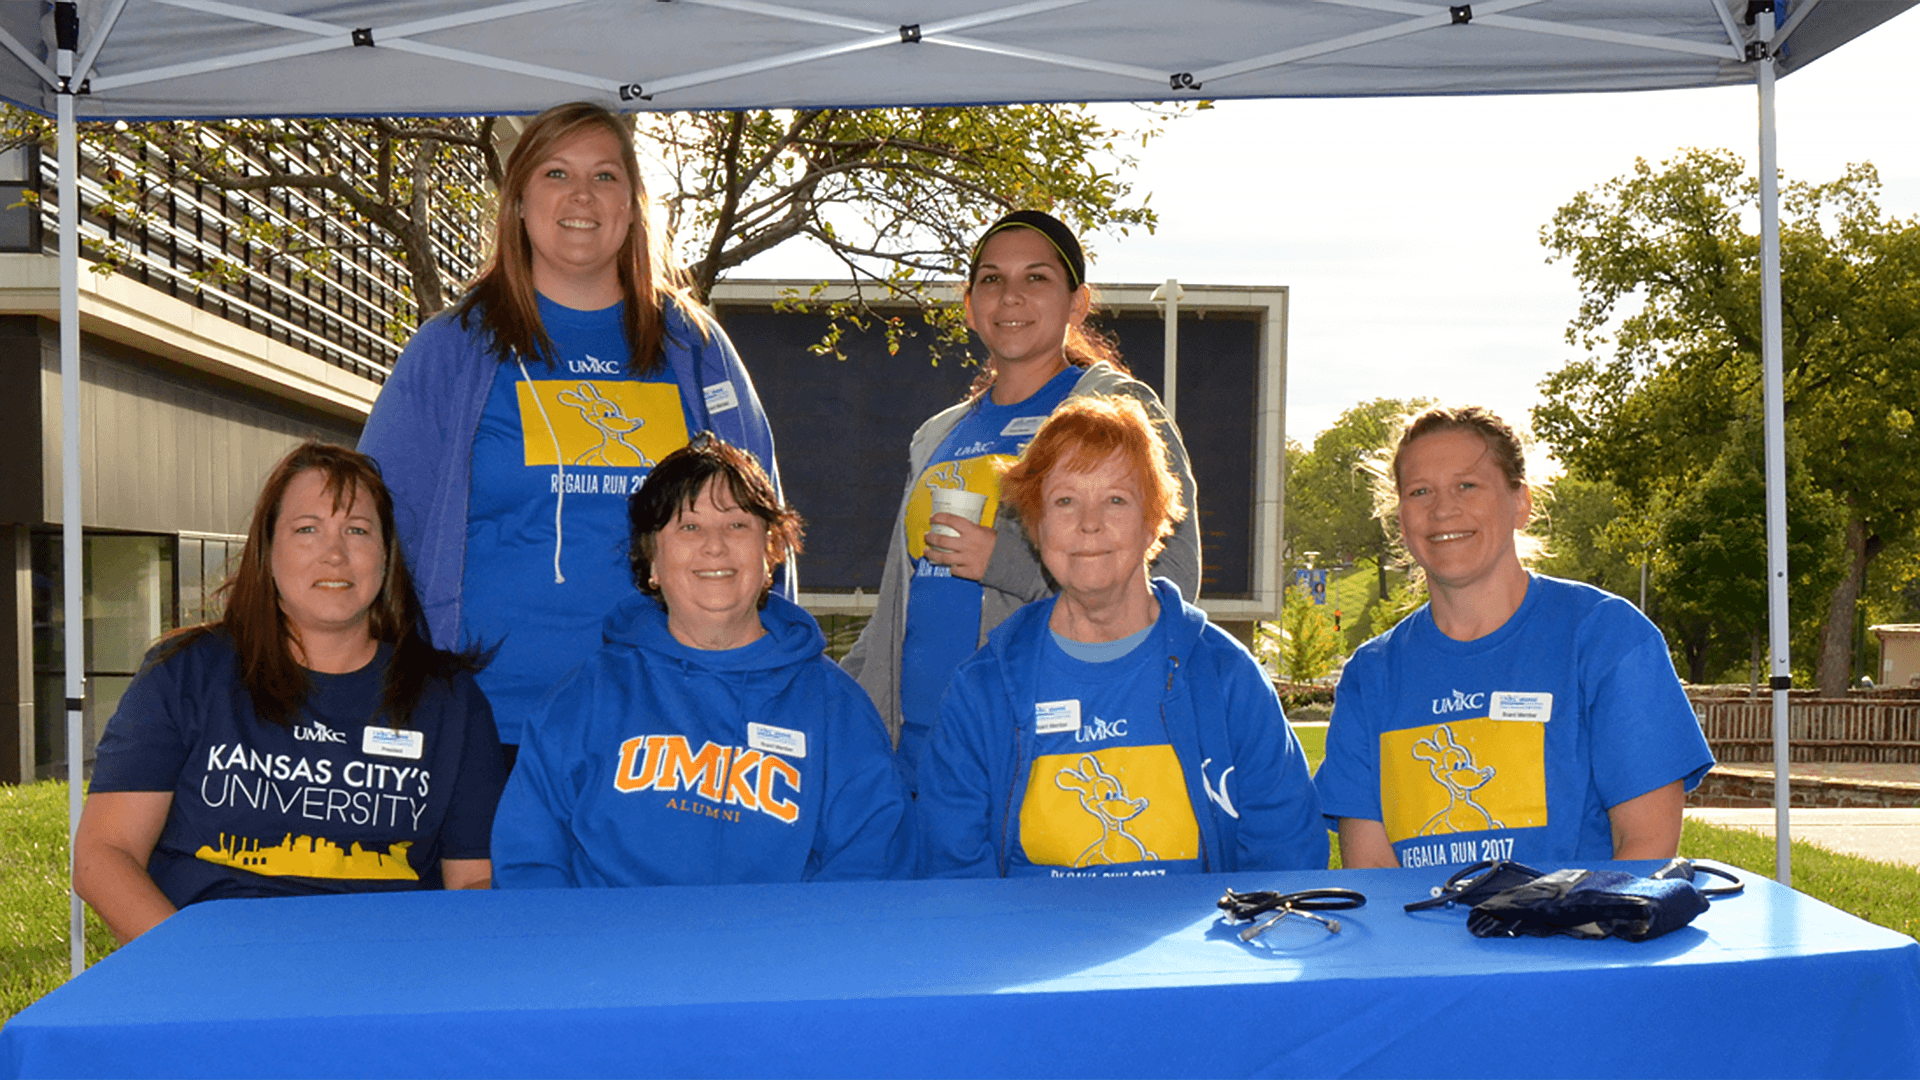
[514,350,567,584]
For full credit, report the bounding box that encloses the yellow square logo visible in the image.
[904,455,1012,561]
[516,381,689,469]
[1018,745,1199,868]
[1380,718,1546,843]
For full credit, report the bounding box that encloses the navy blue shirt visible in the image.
[90,633,506,906]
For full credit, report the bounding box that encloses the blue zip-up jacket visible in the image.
[918,578,1328,877]
[359,297,788,654]
[492,592,914,887]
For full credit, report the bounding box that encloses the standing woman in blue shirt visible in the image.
[842,211,1200,790]
[361,102,783,769]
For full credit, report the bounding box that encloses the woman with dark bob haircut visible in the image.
[1316,405,1712,870]
[493,435,912,887]
[360,101,785,771]
[917,396,1325,878]
[76,442,506,944]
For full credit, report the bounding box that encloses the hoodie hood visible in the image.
[602,589,828,676]
[985,577,1205,687]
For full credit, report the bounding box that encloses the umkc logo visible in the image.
[293,721,347,744]
[613,735,801,824]
[1074,716,1129,745]
[1432,690,1487,715]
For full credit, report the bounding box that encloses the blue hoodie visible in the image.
[359,297,789,658]
[492,592,913,887]
[918,578,1328,877]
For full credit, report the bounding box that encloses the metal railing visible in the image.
[32,121,490,383]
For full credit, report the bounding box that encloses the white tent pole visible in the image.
[1755,7,1792,888]
[56,1,87,975]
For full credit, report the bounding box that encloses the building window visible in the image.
[0,145,40,254]
[31,531,178,779]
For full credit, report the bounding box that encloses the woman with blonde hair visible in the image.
[361,101,783,769]
[1315,405,1713,870]
[842,210,1200,792]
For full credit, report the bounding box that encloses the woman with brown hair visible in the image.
[360,101,782,769]
[1315,405,1712,870]
[75,442,505,944]
[842,210,1200,793]
[492,436,911,886]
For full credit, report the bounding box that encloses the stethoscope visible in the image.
[1217,886,1368,940]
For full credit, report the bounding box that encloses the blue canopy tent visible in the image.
[1,0,1911,976]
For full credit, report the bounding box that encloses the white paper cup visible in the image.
[928,487,988,538]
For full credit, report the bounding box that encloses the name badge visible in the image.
[1489,692,1553,722]
[704,380,741,414]
[363,726,424,760]
[1034,699,1082,735]
[748,723,807,758]
[1001,415,1047,437]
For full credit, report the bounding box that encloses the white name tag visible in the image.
[1001,415,1047,437]
[748,722,806,758]
[362,726,424,759]
[703,380,741,414]
[1490,691,1553,723]
[1034,699,1082,735]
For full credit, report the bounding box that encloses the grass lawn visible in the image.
[6,760,1918,1027]
[1,781,117,1026]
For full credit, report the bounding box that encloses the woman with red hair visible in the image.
[916,396,1323,878]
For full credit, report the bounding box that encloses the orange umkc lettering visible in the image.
[614,735,671,792]
[614,735,802,825]
[725,749,762,811]
[758,755,801,824]
[661,738,732,802]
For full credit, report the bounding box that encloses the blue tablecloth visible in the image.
[5,865,1918,1078]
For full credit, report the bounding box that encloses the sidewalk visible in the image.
[1685,806,1920,868]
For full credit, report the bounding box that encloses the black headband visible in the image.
[969,209,1086,291]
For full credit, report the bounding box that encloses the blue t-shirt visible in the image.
[1315,574,1715,869]
[898,365,1078,780]
[1003,625,1204,879]
[461,296,698,743]
[89,633,506,907]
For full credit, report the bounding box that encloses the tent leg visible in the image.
[1755,14,1791,888]
[58,63,86,973]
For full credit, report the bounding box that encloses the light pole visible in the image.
[1149,279,1184,421]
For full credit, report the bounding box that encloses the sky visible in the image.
[733,8,1920,451]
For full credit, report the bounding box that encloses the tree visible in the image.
[1,110,498,325]
[1256,588,1343,683]
[1537,150,1920,694]
[1286,397,1431,598]
[5,104,1173,349]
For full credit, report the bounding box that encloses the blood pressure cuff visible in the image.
[1462,859,1741,943]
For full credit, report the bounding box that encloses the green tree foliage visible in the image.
[0,110,498,323]
[4,104,1172,349]
[1286,397,1431,597]
[1530,475,1645,600]
[1256,588,1343,683]
[643,106,1171,360]
[1654,423,1843,683]
[1537,150,1920,693]
[1367,574,1426,639]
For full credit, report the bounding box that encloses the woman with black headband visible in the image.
[842,210,1200,792]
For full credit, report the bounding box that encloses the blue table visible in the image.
[5,866,1918,1078]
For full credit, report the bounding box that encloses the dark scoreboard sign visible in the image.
[711,281,1286,621]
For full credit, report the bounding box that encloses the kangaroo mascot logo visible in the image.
[1412,726,1504,835]
[557,382,653,468]
[1054,754,1157,867]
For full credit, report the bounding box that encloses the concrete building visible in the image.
[0,126,477,783]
